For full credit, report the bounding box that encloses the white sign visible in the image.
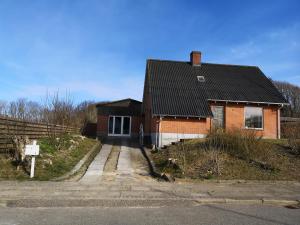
[25,140,39,178]
[25,141,40,156]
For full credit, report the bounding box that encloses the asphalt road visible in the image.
[0,204,299,225]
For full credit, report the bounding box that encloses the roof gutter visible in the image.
[207,99,289,106]
[152,114,212,119]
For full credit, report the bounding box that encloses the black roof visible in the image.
[96,98,142,116]
[146,59,287,118]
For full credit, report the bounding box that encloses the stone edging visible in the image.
[194,198,300,206]
[140,146,162,179]
[53,141,101,181]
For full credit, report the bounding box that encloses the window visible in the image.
[212,106,224,128]
[197,76,205,82]
[123,117,130,135]
[108,116,131,136]
[109,117,114,134]
[245,107,263,129]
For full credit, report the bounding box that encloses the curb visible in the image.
[1,197,299,208]
[140,146,162,179]
[195,198,300,206]
[53,142,101,181]
[195,180,300,185]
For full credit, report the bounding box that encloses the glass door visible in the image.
[114,116,122,135]
[108,116,131,136]
[123,117,130,135]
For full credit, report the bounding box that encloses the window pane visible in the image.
[114,117,122,134]
[123,117,130,135]
[108,117,113,134]
[245,107,263,129]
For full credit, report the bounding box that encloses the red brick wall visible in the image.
[156,104,279,139]
[131,116,143,136]
[142,75,160,135]
[160,117,210,134]
[97,115,109,136]
[224,104,279,138]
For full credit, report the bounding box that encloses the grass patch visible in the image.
[103,145,120,173]
[151,129,300,181]
[0,134,98,180]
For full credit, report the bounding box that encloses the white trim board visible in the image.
[151,132,206,148]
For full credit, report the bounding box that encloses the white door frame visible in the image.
[108,116,131,137]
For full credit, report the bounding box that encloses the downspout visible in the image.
[155,117,160,148]
[156,117,162,148]
[159,117,162,148]
[277,104,283,139]
[155,119,158,148]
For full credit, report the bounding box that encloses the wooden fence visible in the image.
[0,115,79,152]
[281,117,300,124]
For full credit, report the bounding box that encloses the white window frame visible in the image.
[108,116,131,136]
[244,106,264,130]
[197,76,205,82]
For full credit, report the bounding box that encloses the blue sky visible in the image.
[0,0,299,103]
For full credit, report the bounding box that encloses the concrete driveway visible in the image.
[80,138,153,184]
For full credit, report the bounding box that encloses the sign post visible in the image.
[25,140,40,178]
[30,157,36,178]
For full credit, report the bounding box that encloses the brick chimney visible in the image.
[190,51,201,66]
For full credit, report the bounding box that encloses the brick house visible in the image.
[96,99,142,138]
[97,51,288,147]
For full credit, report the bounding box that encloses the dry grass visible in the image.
[282,122,300,155]
[0,135,98,180]
[151,129,300,181]
[103,145,120,172]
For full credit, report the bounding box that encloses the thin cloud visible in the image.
[10,77,144,103]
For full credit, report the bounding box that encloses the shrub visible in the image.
[205,128,273,163]
[282,122,300,155]
[152,128,279,180]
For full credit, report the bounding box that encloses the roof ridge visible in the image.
[147,58,258,68]
[96,98,141,107]
[147,59,188,63]
[202,62,258,68]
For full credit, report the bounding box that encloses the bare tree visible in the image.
[9,101,18,118]
[0,100,7,115]
[75,101,97,126]
[272,80,300,117]
[3,91,98,132]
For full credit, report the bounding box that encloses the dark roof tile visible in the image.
[147,60,287,117]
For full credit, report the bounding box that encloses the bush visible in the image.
[152,128,280,180]
[205,128,273,163]
[282,123,300,155]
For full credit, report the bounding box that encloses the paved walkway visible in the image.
[117,145,134,175]
[80,144,112,183]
